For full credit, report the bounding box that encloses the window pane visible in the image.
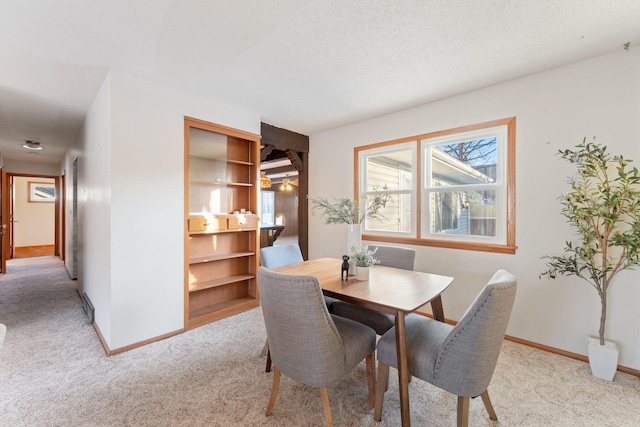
[365,194,412,233]
[260,191,275,225]
[429,190,496,237]
[367,150,413,191]
[431,138,497,186]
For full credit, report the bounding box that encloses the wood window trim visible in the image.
[355,117,517,255]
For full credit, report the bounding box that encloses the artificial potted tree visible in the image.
[540,140,640,381]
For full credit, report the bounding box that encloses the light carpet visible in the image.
[1,256,639,426]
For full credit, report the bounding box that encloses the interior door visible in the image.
[1,169,8,273]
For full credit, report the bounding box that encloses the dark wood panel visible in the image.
[298,151,309,260]
[275,188,298,237]
[261,123,309,153]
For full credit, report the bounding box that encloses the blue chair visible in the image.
[260,244,304,269]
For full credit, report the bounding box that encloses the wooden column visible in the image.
[260,123,309,260]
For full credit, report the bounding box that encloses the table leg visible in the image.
[395,311,411,426]
[430,295,445,322]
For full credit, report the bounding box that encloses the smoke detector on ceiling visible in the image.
[22,140,43,150]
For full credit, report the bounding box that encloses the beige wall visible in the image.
[309,48,640,370]
[13,176,55,247]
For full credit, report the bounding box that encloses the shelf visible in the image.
[227,159,253,166]
[189,251,254,264]
[189,296,257,321]
[189,179,252,187]
[190,155,253,166]
[189,228,257,236]
[189,274,254,292]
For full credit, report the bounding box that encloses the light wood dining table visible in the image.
[272,257,454,427]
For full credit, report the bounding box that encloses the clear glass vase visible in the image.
[346,224,362,276]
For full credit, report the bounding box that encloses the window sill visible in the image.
[363,234,517,254]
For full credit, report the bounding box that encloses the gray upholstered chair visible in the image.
[260,244,337,312]
[331,244,416,335]
[260,244,304,269]
[374,269,517,427]
[0,323,5,350]
[259,244,337,371]
[257,267,377,427]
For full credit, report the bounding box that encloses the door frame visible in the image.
[6,172,62,263]
[1,169,7,273]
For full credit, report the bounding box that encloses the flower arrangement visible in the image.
[308,190,391,225]
[350,245,380,267]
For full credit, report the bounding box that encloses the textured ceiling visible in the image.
[1,0,639,164]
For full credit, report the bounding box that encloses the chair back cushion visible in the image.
[260,245,303,269]
[433,269,516,397]
[368,245,415,271]
[257,267,346,387]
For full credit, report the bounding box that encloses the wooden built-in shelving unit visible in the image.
[184,117,261,329]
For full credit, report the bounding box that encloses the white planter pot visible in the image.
[355,266,370,281]
[587,337,618,381]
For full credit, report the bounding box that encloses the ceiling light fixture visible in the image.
[260,172,272,189]
[279,176,297,192]
[22,140,43,150]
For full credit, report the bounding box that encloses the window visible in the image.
[260,191,275,225]
[356,117,516,254]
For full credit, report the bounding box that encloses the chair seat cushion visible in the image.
[331,314,376,371]
[324,296,338,310]
[376,315,453,383]
[331,301,395,335]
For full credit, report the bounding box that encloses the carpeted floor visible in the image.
[1,256,639,426]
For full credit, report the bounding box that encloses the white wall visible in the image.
[63,73,113,342]
[13,176,55,247]
[309,48,640,370]
[64,70,260,351]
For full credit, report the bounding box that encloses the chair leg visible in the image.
[260,339,269,356]
[266,367,281,416]
[374,362,390,421]
[265,350,272,373]
[365,352,376,408]
[262,338,273,372]
[320,386,334,427]
[480,390,498,420]
[457,396,470,427]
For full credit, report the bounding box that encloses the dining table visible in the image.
[272,257,454,427]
